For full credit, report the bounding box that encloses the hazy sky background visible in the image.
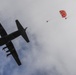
[0,0,76,75]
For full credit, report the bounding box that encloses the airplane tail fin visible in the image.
[15,20,29,42]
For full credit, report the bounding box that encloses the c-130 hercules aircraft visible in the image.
[0,20,30,66]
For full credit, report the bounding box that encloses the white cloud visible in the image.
[0,0,76,75]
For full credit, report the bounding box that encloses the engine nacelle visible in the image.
[7,53,11,57]
[6,50,10,53]
[2,46,7,50]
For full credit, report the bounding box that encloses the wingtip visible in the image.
[18,63,22,66]
[24,27,28,31]
[15,19,18,22]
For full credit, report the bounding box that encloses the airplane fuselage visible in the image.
[0,30,20,46]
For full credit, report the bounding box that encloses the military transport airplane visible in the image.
[0,20,30,66]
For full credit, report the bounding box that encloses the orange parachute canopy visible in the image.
[59,10,67,19]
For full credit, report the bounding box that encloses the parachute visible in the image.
[46,10,67,22]
[59,10,67,19]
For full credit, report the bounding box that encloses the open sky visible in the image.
[0,0,76,75]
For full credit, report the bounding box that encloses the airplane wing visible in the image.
[16,20,30,42]
[0,24,21,66]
